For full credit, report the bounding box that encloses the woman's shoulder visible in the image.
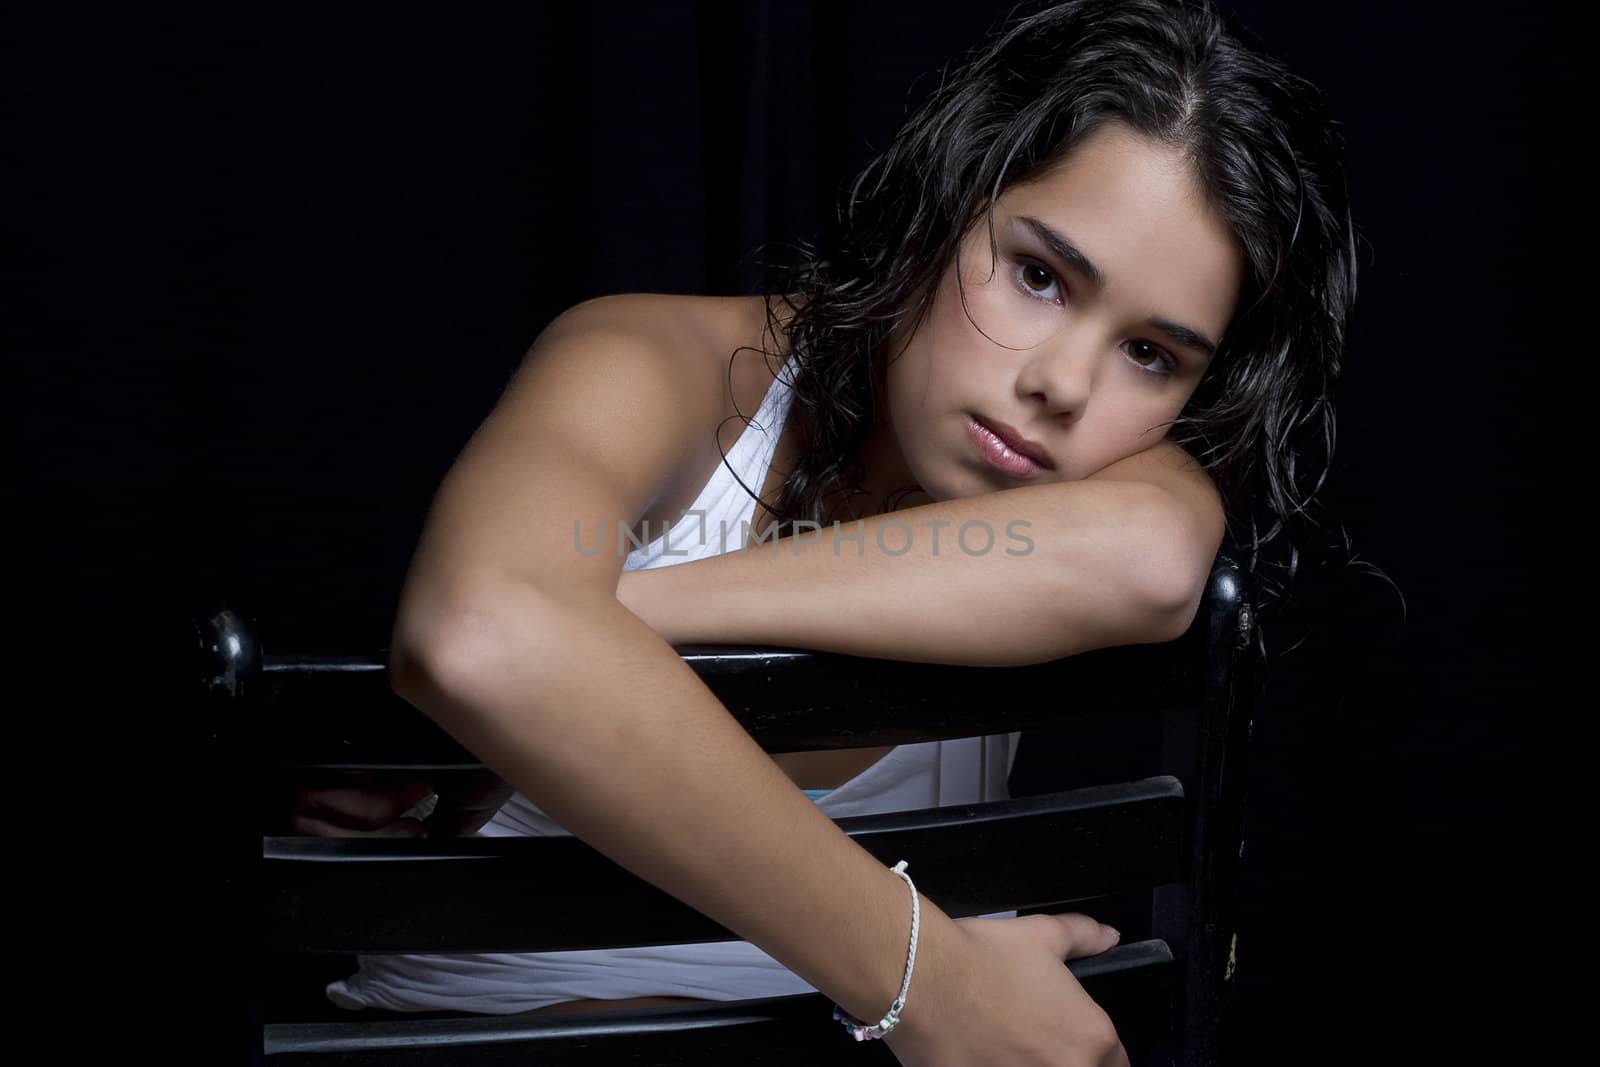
[556,292,774,366]
[563,291,792,437]
[545,293,791,537]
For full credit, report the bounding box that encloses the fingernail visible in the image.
[1104,925,1121,941]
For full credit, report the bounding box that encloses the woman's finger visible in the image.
[289,813,428,838]
[1031,911,1123,960]
[295,782,434,830]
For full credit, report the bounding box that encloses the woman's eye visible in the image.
[1016,260,1060,301]
[1125,340,1178,377]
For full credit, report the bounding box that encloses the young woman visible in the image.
[299,2,1356,1061]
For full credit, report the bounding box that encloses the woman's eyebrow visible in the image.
[1016,214,1219,358]
[1148,317,1217,359]
[1018,214,1107,291]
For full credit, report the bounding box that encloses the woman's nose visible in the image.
[1016,334,1096,417]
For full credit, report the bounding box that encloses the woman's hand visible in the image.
[884,911,1130,1067]
[285,769,432,837]
[284,767,512,838]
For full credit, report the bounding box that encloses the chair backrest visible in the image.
[195,554,1256,1066]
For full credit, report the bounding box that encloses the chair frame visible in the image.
[195,553,1256,1065]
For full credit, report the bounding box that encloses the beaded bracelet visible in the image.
[832,859,921,1042]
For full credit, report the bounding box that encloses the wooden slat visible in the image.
[264,777,1185,954]
[239,634,1204,767]
[263,939,1175,1066]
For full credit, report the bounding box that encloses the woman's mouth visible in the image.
[967,416,1047,479]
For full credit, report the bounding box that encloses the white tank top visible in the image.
[618,353,801,571]
[327,359,1021,1015]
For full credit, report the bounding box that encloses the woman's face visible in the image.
[869,123,1244,503]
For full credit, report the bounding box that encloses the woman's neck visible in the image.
[847,410,933,521]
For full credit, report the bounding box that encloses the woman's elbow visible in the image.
[387,599,498,713]
[1148,581,1208,644]
[386,590,554,717]
[1133,490,1223,644]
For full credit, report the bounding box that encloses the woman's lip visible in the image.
[973,416,1055,469]
[967,416,1047,479]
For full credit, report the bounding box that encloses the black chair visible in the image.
[194,553,1256,1065]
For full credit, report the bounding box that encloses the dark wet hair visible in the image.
[731,0,1367,631]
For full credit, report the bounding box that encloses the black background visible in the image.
[9,2,1570,1062]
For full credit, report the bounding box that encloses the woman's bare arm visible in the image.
[390,296,1136,1061]
[614,442,1226,666]
[395,585,971,1028]
[386,295,975,1033]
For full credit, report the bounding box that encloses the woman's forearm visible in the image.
[392,588,967,1031]
[617,479,1207,666]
